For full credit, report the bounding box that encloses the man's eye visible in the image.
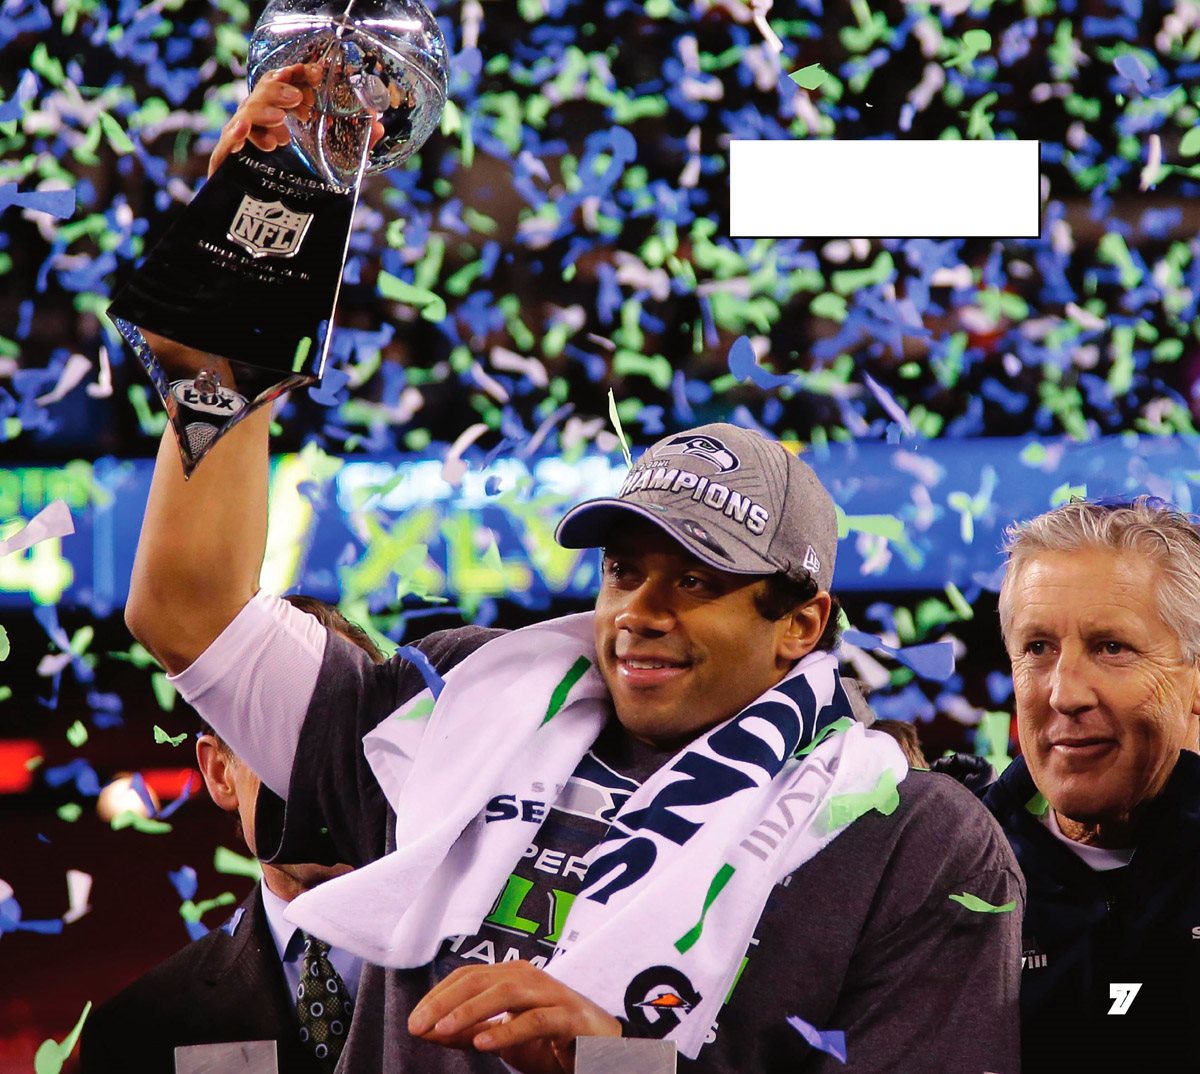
[1025,640,1048,656]
[1100,641,1129,656]
[603,558,635,583]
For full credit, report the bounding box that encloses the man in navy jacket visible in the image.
[985,497,1200,1073]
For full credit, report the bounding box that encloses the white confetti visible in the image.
[442,423,489,486]
[35,353,92,406]
[62,870,92,925]
[0,500,74,558]
[490,347,549,388]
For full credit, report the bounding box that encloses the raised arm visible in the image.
[125,66,325,672]
[125,406,271,673]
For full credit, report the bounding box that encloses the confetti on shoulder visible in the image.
[949,891,1017,914]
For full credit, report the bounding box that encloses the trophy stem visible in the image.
[313,119,373,381]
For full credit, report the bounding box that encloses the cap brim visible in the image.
[555,499,777,577]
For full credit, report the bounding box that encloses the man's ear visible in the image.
[777,593,833,665]
[1189,660,1200,723]
[196,734,239,812]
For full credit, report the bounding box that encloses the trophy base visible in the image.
[109,142,363,474]
[115,317,317,478]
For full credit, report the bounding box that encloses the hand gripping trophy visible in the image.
[109,0,448,474]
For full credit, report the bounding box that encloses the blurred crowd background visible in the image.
[2,0,1199,1068]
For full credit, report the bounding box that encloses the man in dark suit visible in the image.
[79,881,331,1074]
[81,600,382,1074]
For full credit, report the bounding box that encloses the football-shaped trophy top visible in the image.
[248,0,449,189]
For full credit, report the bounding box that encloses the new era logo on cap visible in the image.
[802,546,821,576]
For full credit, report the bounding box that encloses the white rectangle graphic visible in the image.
[729,140,1040,239]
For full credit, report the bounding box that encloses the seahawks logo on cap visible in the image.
[654,434,740,475]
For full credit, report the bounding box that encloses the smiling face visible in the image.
[1005,547,1200,832]
[593,519,828,748]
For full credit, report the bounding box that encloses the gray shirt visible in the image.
[254,626,1023,1074]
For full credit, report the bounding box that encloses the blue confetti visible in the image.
[787,1014,847,1064]
[393,644,446,700]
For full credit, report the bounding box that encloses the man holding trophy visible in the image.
[119,3,1023,1072]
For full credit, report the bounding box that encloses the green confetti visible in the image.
[0,624,8,661]
[949,891,1017,914]
[1020,442,1048,466]
[1181,126,1200,158]
[831,252,894,295]
[482,536,504,574]
[150,672,177,712]
[976,712,1012,774]
[214,845,264,880]
[965,91,999,139]
[1025,792,1050,817]
[947,29,992,69]
[613,350,673,390]
[826,767,900,829]
[29,43,66,86]
[179,891,237,923]
[607,388,633,467]
[97,111,134,154]
[1097,231,1144,288]
[66,721,88,748]
[675,863,736,953]
[810,292,848,322]
[292,335,312,373]
[107,642,160,669]
[34,1001,91,1074]
[377,272,447,322]
[794,716,854,757]
[69,626,94,658]
[57,802,83,822]
[153,725,187,747]
[128,385,169,436]
[396,695,435,721]
[1049,481,1086,507]
[543,656,592,725]
[943,583,974,621]
[0,686,12,703]
[789,63,828,91]
[110,810,172,834]
[835,506,905,542]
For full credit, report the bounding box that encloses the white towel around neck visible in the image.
[286,612,906,1058]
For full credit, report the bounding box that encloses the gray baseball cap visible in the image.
[555,423,838,591]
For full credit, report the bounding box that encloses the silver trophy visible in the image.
[248,0,448,188]
[109,0,448,474]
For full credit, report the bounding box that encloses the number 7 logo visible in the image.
[1108,983,1142,1015]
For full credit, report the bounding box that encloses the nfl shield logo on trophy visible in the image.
[227,195,313,258]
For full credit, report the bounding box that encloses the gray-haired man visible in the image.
[985,497,1200,1073]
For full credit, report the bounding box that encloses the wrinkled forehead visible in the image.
[1005,546,1173,632]
[1007,543,1164,591]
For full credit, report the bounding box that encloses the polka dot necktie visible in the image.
[297,932,352,1070]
